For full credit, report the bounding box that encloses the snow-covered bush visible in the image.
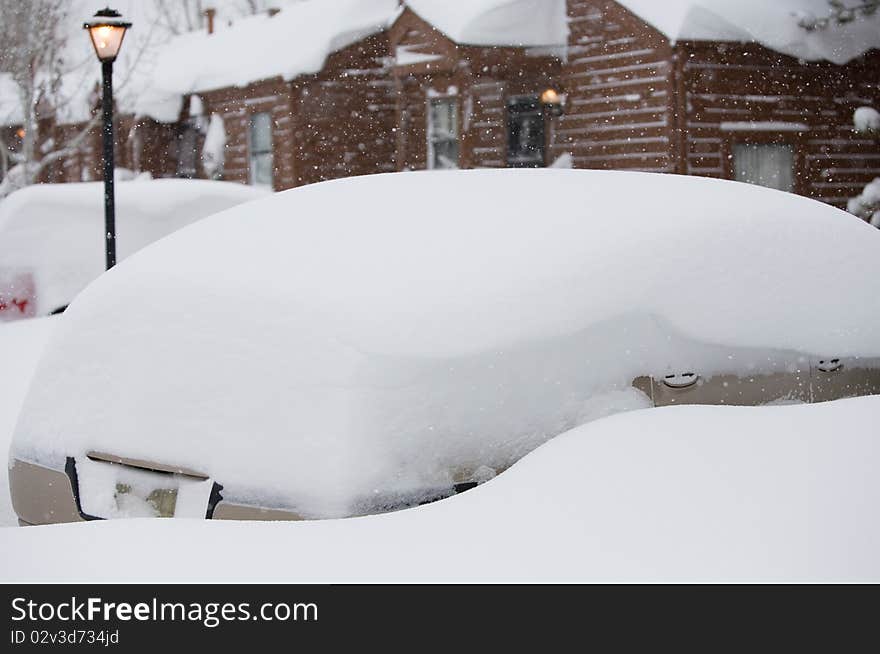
[854,106,880,135]
[549,153,573,169]
[847,177,880,226]
[851,107,879,226]
[0,163,39,200]
[202,114,226,180]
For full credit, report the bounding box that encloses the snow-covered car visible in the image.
[0,178,268,319]
[5,395,880,582]
[9,169,880,526]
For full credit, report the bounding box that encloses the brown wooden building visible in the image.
[389,3,567,171]
[5,0,879,216]
[211,32,394,189]
[558,0,880,209]
[121,0,399,191]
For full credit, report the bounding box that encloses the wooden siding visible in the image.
[198,78,292,190]
[391,7,562,171]
[130,118,180,180]
[292,33,396,187]
[154,32,395,192]
[559,0,677,173]
[392,8,461,170]
[678,42,880,207]
[13,0,879,220]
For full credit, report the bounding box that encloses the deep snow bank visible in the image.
[0,317,56,526]
[11,170,880,517]
[3,397,879,582]
[0,179,268,315]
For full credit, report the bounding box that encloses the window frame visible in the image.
[426,96,460,170]
[722,132,804,195]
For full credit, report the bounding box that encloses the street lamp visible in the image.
[84,8,131,270]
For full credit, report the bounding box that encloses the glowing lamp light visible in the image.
[83,8,131,63]
[540,88,564,117]
[541,88,561,105]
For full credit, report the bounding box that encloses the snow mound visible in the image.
[617,0,880,64]
[11,169,880,518]
[854,107,880,134]
[4,396,880,582]
[848,177,880,225]
[405,0,569,47]
[136,0,399,119]
[0,179,268,315]
[0,317,56,527]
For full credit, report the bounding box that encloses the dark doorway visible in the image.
[507,96,545,168]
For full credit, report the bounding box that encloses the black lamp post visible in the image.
[83,8,131,270]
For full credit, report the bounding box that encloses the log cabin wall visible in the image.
[563,0,880,209]
[33,113,176,185]
[677,41,880,207]
[558,0,678,173]
[291,32,397,188]
[32,120,90,184]
[464,48,563,169]
[181,32,395,192]
[391,8,463,171]
[11,0,878,216]
[198,78,293,190]
[128,118,180,180]
[391,8,562,171]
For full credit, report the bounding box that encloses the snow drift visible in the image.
[11,169,880,518]
[0,317,56,526]
[4,396,880,582]
[0,179,268,315]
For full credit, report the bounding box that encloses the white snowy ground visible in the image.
[1,317,878,582]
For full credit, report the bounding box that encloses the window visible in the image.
[427,98,459,169]
[176,120,199,179]
[733,143,794,192]
[248,112,273,187]
[507,96,545,168]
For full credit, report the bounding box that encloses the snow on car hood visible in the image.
[11,170,880,517]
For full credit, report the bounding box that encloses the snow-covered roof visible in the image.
[616,0,880,64]
[134,0,399,120]
[13,170,880,519]
[405,0,569,47]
